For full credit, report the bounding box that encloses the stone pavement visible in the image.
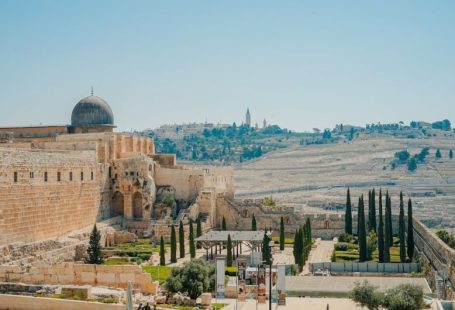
[302,239,334,274]
[219,297,362,310]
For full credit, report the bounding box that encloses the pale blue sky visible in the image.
[0,0,454,132]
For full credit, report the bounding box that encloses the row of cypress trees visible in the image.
[293,218,312,271]
[345,188,415,263]
[160,218,203,266]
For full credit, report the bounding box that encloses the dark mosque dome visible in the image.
[71,96,114,126]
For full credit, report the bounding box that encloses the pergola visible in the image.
[196,230,265,260]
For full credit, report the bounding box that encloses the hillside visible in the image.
[143,123,322,163]
[234,134,455,228]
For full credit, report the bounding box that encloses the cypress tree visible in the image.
[222,216,227,231]
[262,231,272,265]
[189,219,196,259]
[407,198,415,261]
[384,193,391,263]
[377,189,385,263]
[252,214,257,231]
[279,216,285,250]
[389,195,394,244]
[302,224,308,264]
[370,188,376,232]
[450,150,453,159]
[196,218,202,249]
[368,190,372,231]
[226,234,233,267]
[399,192,406,262]
[86,224,103,264]
[179,220,185,258]
[170,224,177,263]
[298,226,304,270]
[292,229,300,268]
[386,191,393,245]
[358,196,367,262]
[345,188,352,234]
[436,148,442,159]
[159,236,165,266]
[305,218,312,258]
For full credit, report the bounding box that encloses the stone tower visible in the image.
[245,108,251,127]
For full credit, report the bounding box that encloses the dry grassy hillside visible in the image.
[234,135,455,228]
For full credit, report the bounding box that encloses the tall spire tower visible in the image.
[245,108,251,127]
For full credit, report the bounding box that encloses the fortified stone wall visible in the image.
[155,165,234,202]
[0,148,99,246]
[413,218,455,298]
[217,197,401,239]
[0,262,157,294]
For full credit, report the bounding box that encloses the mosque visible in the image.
[0,93,234,247]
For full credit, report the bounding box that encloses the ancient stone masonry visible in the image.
[0,94,235,251]
[0,148,99,245]
[216,197,402,239]
[0,262,157,294]
[413,217,455,298]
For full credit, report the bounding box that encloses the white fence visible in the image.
[310,262,420,274]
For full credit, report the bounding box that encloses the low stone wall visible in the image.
[311,262,420,274]
[413,217,455,298]
[0,293,124,310]
[0,263,157,295]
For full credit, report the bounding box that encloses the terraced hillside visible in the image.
[234,135,455,228]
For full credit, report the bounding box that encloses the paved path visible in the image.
[302,240,334,274]
[223,297,362,310]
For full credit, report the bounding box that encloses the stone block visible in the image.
[134,273,151,284]
[8,273,24,282]
[200,292,212,306]
[80,272,95,283]
[29,274,45,283]
[74,264,96,273]
[61,286,91,301]
[155,294,166,304]
[97,272,116,284]
[119,273,135,283]
[57,274,75,284]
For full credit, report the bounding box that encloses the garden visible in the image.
[102,238,163,265]
[332,233,403,263]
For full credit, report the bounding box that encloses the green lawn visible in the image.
[102,257,133,265]
[142,265,173,284]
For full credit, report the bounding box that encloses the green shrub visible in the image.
[338,233,354,243]
[335,243,349,251]
[225,267,238,276]
[137,253,151,261]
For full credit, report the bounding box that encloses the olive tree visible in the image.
[350,280,383,310]
[165,259,215,300]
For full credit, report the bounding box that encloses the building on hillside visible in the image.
[0,93,234,246]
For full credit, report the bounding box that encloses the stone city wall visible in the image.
[413,217,455,298]
[0,148,99,246]
[0,262,157,295]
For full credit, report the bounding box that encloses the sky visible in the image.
[0,0,454,132]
